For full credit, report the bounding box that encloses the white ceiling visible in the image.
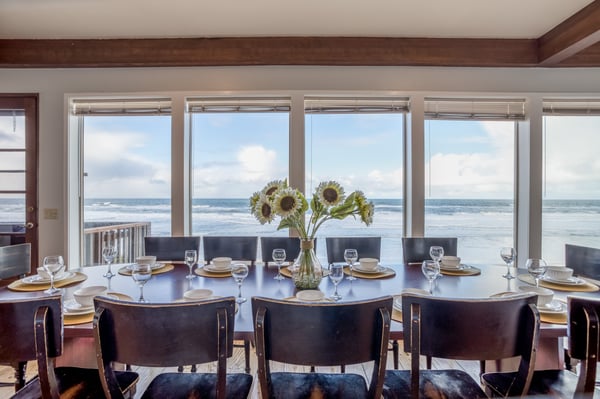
[0,0,594,39]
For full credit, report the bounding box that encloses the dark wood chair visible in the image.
[0,243,31,281]
[401,237,458,264]
[144,236,201,262]
[252,296,392,399]
[93,296,252,399]
[203,236,258,266]
[565,243,600,280]
[483,296,600,397]
[325,236,382,266]
[1,295,138,398]
[383,293,540,399]
[260,236,309,266]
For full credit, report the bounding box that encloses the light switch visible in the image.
[44,208,58,220]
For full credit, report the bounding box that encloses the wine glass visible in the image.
[526,258,548,288]
[344,248,358,281]
[429,246,444,265]
[272,248,286,281]
[131,262,152,302]
[184,249,197,279]
[329,263,344,301]
[102,242,118,278]
[500,247,516,279]
[42,255,64,294]
[422,260,440,294]
[231,263,249,304]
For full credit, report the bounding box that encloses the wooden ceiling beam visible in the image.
[538,0,600,66]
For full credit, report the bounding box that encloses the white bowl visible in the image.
[136,255,157,266]
[441,256,461,268]
[359,257,379,271]
[183,289,213,301]
[546,266,573,281]
[518,286,553,306]
[212,257,232,270]
[73,285,108,307]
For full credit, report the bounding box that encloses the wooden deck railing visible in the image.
[83,222,151,266]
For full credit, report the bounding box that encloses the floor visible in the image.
[0,341,484,398]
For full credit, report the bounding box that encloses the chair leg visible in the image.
[392,340,399,369]
[341,365,345,373]
[14,361,27,391]
[244,340,251,374]
[426,356,432,369]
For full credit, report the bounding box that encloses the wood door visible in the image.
[0,94,38,269]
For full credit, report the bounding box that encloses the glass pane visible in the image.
[306,113,404,264]
[542,116,600,264]
[0,152,25,170]
[0,194,25,246]
[191,112,289,244]
[0,172,25,191]
[82,115,171,265]
[0,113,25,149]
[424,120,515,263]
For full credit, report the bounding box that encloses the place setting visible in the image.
[63,285,132,325]
[392,288,431,322]
[195,256,236,278]
[343,257,396,279]
[8,255,88,292]
[437,255,481,276]
[517,259,599,292]
[285,290,334,303]
[118,255,174,276]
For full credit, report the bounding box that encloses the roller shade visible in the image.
[425,98,526,120]
[187,97,290,113]
[543,99,600,116]
[305,97,410,113]
[71,98,172,116]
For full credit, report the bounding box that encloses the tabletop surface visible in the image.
[2,261,597,339]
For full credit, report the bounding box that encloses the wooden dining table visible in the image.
[2,260,598,371]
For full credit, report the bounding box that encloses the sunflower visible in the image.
[252,194,275,224]
[249,191,261,211]
[316,181,344,206]
[262,179,286,197]
[359,201,375,226]
[273,187,302,218]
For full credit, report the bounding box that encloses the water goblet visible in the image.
[272,248,286,281]
[102,242,118,278]
[344,248,358,281]
[42,255,64,294]
[184,249,197,279]
[231,263,249,304]
[131,263,152,302]
[526,258,548,288]
[422,260,440,294]
[500,247,516,280]
[429,246,444,265]
[329,263,344,301]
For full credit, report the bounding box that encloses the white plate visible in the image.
[204,264,233,273]
[296,290,325,301]
[22,271,74,285]
[541,275,586,286]
[538,300,567,314]
[353,265,386,274]
[393,297,403,311]
[63,299,95,315]
[125,262,164,271]
[440,264,469,271]
[183,289,214,300]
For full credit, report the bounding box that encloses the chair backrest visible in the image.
[0,243,31,280]
[401,237,457,264]
[260,236,310,265]
[93,296,236,399]
[567,296,600,393]
[252,296,392,399]
[402,293,539,397]
[203,236,258,265]
[325,236,381,265]
[565,244,600,280]
[143,236,200,261]
[0,295,62,398]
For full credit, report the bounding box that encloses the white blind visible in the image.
[543,99,600,116]
[71,98,172,116]
[187,97,291,113]
[305,97,410,113]
[425,98,526,120]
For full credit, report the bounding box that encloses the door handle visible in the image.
[25,222,35,229]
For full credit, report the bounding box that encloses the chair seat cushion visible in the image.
[482,369,579,397]
[270,372,368,399]
[141,372,252,399]
[383,369,487,399]
[55,367,139,398]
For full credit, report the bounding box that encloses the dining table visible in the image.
[2,260,598,371]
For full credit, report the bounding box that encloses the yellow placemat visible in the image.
[279,267,330,279]
[540,311,567,325]
[392,308,402,323]
[63,292,133,325]
[195,267,232,278]
[344,266,396,279]
[118,263,174,276]
[517,274,599,292]
[8,272,88,292]
[440,265,481,276]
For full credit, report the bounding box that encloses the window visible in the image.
[305,97,407,263]
[542,100,600,264]
[424,98,524,263]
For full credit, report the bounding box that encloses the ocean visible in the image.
[1,199,598,265]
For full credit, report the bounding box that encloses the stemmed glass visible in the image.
[184,249,197,279]
[500,247,516,280]
[344,248,358,281]
[329,263,344,301]
[526,258,548,288]
[102,241,118,278]
[131,263,152,302]
[231,263,249,304]
[429,246,444,265]
[422,260,440,294]
[272,248,286,281]
[42,255,64,294]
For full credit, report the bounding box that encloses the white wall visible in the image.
[1,65,599,264]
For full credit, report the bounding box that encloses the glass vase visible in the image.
[292,238,323,290]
